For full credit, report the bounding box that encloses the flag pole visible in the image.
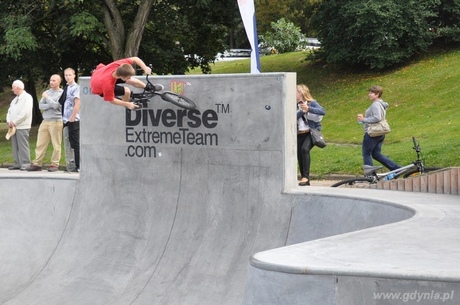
[237,0,261,73]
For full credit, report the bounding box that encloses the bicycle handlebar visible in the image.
[411,137,423,162]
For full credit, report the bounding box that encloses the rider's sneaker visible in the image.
[145,83,164,92]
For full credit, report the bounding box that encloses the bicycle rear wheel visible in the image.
[159,91,196,110]
[331,177,374,188]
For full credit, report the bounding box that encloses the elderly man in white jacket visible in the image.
[6,80,33,170]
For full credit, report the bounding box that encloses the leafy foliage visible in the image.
[314,0,439,69]
[69,12,105,44]
[255,0,322,36]
[0,16,37,60]
[0,0,240,83]
[430,0,460,43]
[131,0,234,74]
[262,18,305,53]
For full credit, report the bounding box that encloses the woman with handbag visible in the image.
[357,85,400,170]
[296,84,326,186]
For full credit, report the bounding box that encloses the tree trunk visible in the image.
[124,0,156,57]
[25,79,43,126]
[102,0,126,60]
[102,0,156,60]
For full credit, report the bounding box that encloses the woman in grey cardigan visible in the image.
[357,85,399,171]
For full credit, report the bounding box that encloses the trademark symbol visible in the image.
[215,103,230,114]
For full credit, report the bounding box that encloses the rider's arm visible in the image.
[108,98,138,110]
[130,57,152,75]
[126,57,152,90]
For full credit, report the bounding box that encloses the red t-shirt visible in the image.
[90,58,133,101]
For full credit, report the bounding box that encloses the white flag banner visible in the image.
[237,0,261,73]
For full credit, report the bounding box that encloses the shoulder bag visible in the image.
[310,128,326,148]
[367,119,391,137]
[300,113,326,148]
[367,103,391,137]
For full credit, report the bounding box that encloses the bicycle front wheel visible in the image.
[331,177,374,188]
[160,91,196,110]
[403,167,442,178]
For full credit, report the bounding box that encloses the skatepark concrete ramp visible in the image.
[1,74,460,305]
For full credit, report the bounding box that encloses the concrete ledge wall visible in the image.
[244,269,460,305]
[244,189,460,305]
[284,194,414,245]
[78,73,298,191]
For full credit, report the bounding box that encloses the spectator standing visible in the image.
[357,85,400,170]
[296,84,326,186]
[6,80,33,170]
[62,68,81,172]
[27,74,64,172]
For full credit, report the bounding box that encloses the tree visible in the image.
[140,0,240,74]
[281,0,323,37]
[0,1,111,123]
[101,0,155,59]
[261,18,305,53]
[314,0,439,69]
[430,0,460,44]
[255,0,291,34]
[255,0,322,37]
[0,0,240,91]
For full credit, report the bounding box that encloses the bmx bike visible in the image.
[331,137,440,188]
[130,75,196,110]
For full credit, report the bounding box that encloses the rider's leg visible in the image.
[125,77,164,91]
[126,77,148,89]
[121,86,131,102]
[114,84,130,102]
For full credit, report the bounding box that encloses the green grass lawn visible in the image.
[1,49,459,175]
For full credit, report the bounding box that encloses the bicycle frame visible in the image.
[366,162,418,182]
[331,137,433,188]
[130,75,196,110]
